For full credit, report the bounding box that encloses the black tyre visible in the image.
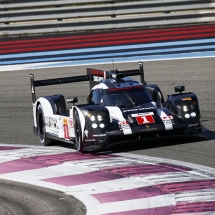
[74,110,84,152]
[36,104,53,146]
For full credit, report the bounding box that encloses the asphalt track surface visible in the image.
[0,57,214,167]
[0,57,215,214]
[0,179,86,215]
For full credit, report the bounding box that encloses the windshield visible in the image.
[102,86,152,107]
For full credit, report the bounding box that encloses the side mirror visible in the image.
[174,86,185,94]
[66,97,78,104]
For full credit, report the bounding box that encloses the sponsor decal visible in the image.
[93,134,106,137]
[63,125,69,140]
[141,125,158,132]
[108,85,142,92]
[123,107,155,112]
[131,112,155,125]
[93,76,104,82]
[136,115,155,125]
[91,69,104,77]
[161,115,175,125]
[118,121,130,130]
[158,110,173,130]
[131,112,154,117]
[69,118,73,128]
[161,115,174,120]
[63,118,68,125]
[45,117,58,129]
[63,118,69,140]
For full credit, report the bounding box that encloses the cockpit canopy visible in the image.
[88,85,152,107]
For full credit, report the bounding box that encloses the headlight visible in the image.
[92,123,97,128]
[90,115,96,121]
[191,112,196,117]
[99,123,105,128]
[97,115,103,121]
[183,106,188,112]
[185,114,190,118]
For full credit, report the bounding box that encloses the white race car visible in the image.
[30,62,203,152]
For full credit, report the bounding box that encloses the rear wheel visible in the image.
[74,110,84,152]
[36,104,53,146]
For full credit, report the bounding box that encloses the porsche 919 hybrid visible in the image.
[30,62,203,152]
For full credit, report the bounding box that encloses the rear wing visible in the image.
[87,62,146,89]
[30,62,146,103]
[30,74,89,103]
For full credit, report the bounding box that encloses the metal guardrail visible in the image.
[0,0,215,36]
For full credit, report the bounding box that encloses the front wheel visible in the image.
[36,104,53,146]
[74,110,84,152]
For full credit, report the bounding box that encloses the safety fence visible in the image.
[1,23,215,72]
[0,0,215,36]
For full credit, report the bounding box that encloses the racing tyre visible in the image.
[74,110,84,152]
[36,104,53,146]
